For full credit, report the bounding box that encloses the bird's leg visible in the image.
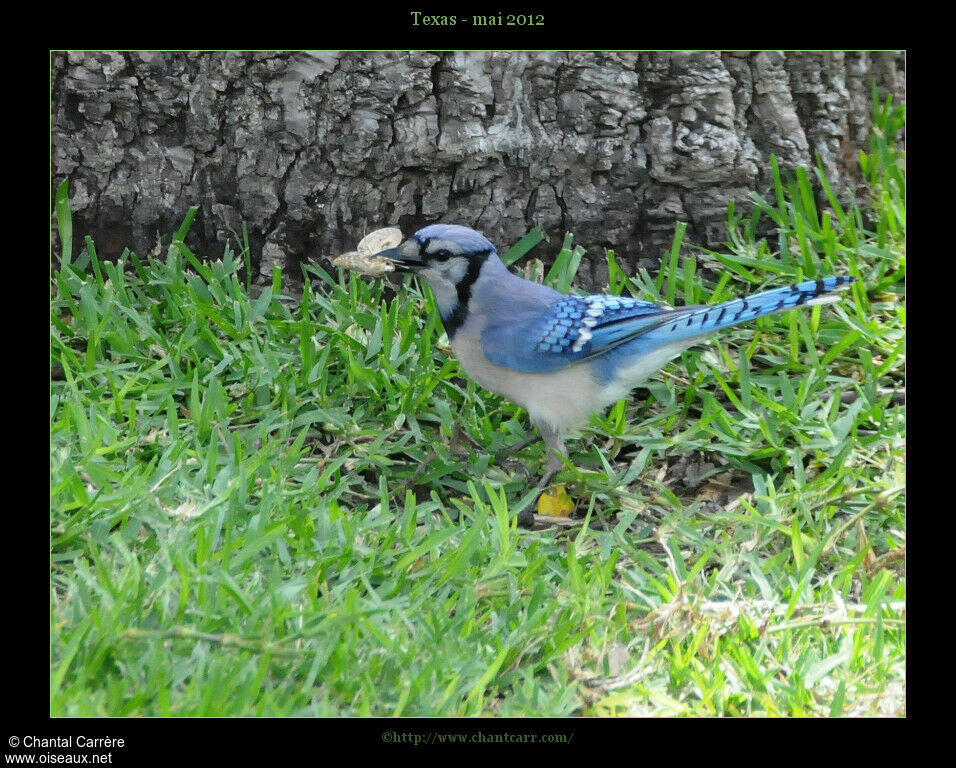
[537,424,569,490]
[517,423,569,527]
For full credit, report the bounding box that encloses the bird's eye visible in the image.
[432,249,452,262]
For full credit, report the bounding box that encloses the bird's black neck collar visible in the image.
[439,249,492,339]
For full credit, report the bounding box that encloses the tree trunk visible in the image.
[51,51,904,289]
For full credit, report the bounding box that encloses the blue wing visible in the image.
[481,277,855,374]
[481,294,684,373]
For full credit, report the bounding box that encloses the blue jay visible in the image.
[375,224,854,511]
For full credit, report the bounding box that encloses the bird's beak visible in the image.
[375,242,423,274]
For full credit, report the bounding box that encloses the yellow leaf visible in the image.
[537,485,574,517]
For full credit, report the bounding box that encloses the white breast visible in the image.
[451,334,695,436]
[450,333,605,434]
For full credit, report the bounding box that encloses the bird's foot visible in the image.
[516,469,560,528]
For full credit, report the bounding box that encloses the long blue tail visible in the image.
[643,276,856,344]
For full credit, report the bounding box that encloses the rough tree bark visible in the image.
[51,51,904,290]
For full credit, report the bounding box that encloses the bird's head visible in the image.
[376,223,496,291]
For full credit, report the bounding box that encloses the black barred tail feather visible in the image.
[645,276,856,344]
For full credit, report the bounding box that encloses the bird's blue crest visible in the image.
[413,224,496,254]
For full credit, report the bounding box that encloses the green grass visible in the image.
[50,99,904,717]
